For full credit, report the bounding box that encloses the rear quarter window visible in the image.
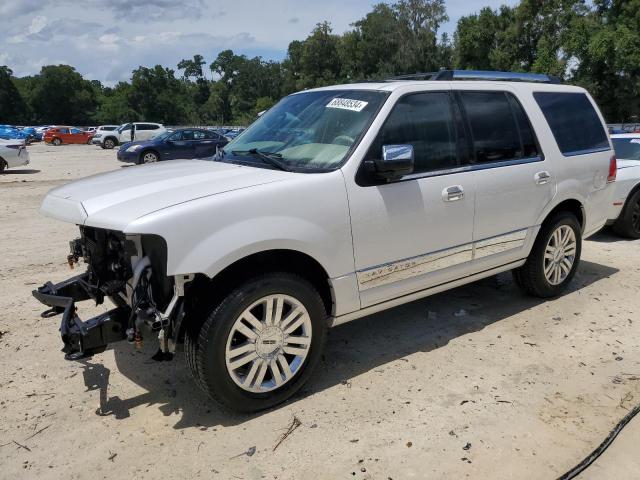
[533,92,609,156]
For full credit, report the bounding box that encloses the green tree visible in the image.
[339,3,400,80]
[28,65,98,124]
[298,22,342,88]
[0,66,28,124]
[128,65,196,124]
[178,54,207,80]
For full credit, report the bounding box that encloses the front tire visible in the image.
[513,212,582,298]
[139,151,159,164]
[613,189,640,239]
[187,273,327,412]
[52,138,62,146]
[103,138,116,149]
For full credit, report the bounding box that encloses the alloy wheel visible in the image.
[543,225,577,286]
[225,294,312,393]
[143,152,158,163]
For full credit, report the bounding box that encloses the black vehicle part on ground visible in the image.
[32,227,176,360]
[32,273,129,360]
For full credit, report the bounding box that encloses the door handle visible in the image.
[442,185,464,202]
[535,171,551,185]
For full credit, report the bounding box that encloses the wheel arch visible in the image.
[620,181,640,214]
[139,149,161,163]
[183,249,334,334]
[541,198,585,232]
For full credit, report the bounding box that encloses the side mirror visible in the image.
[374,144,414,180]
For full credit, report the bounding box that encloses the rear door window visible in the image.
[533,92,609,156]
[459,91,538,163]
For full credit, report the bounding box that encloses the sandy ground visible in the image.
[1,143,639,480]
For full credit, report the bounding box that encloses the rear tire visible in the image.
[613,189,640,239]
[513,212,582,298]
[188,273,327,412]
[0,159,6,173]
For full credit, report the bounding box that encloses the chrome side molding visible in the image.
[357,228,528,290]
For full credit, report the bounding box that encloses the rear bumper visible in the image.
[32,273,129,360]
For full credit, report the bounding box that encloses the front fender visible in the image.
[125,170,355,280]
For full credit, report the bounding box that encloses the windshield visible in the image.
[224,89,388,171]
[612,138,640,160]
[153,131,172,141]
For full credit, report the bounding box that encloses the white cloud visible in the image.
[29,15,48,34]
[0,0,522,83]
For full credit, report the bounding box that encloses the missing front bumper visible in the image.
[32,273,129,360]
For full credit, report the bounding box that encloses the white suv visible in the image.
[607,133,640,238]
[33,71,615,412]
[92,122,166,149]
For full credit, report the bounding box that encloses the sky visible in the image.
[0,0,519,84]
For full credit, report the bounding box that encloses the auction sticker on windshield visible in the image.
[326,98,369,112]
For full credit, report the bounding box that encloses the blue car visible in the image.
[0,126,30,142]
[116,128,229,164]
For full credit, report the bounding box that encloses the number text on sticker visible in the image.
[326,98,369,112]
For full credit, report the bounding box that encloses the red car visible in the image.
[44,126,94,146]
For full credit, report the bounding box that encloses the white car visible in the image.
[0,140,29,172]
[607,134,640,238]
[91,122,166,149]
[33,70,615,412]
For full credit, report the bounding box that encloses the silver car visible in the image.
[0,140,30,173]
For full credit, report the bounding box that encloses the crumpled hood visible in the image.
[41,160,292,230]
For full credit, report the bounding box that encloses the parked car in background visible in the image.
[0,125,31,143]
[117,128,228,164]
[34,126,54,141]
[607,133,640,238]
[34,71,616,412]
[44,126,94,145]
[0,139,30,173]
[92,122,165,149]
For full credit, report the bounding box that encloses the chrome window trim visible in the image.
[562,146,611,158]
[357,228,529,290]
[397,155,543,182]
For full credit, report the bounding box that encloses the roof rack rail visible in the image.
[386,70,561,84]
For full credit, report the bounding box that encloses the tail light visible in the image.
[607,155,617,183]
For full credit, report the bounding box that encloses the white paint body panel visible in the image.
[0,142,30,169]
[39,80,615,322]
[607,134,640,222]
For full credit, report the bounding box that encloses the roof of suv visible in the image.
[307,80,586,94]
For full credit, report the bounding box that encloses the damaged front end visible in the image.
[32,227,191,361]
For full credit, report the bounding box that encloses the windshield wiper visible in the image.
[231,148,291,172]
